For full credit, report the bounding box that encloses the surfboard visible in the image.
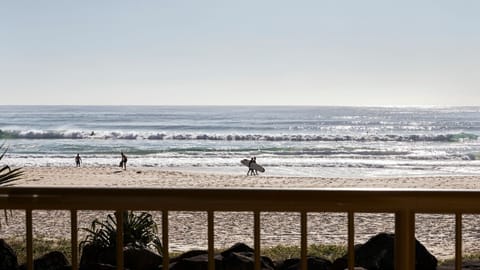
[241,159,265,173]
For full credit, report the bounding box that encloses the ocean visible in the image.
[1,105,480,178]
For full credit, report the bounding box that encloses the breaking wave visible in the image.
[0,129,478,142]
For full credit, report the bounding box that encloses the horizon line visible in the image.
[0,104,479,108]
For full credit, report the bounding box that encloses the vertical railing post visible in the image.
[71,210,78,270]
[395,210,415,270]
[26,209,33,270]
[300,212,308,270]
[254,211,261,270]
[347,211,355,270]
[162,210,169,270]
[116,210,124,270]
[208,211,215,270]
[455,213,462,270]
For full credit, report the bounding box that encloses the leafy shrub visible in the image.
[80,211,161,253]
[0,143,23,186]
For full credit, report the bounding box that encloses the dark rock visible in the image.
[220,243,274,270]
[223,252,254,270]
[80,243,160,270]
[413,238,438,270]
[124,244,162,270]
[79,263,119,270]
[170,250,208,264]
[0,239,18,270]
[169,253,223,270]
[169,243,274,270]
[220,243,254,257]
[331,257,348,270]
[222,251,275,270]
[331,256,368,270]
[335,233,437,270]
[277,256,332,270]
[355,233,395,270]
[80,244,116,267]
[18,251,69,270]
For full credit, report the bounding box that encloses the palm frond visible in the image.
[0,143,23,186]
[81,211,160,252]
[0,143,7,160]
[0,166,24,186]
[0,143,23,228]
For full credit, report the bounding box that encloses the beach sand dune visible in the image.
[2,166,480,259]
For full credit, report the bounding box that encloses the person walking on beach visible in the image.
[247,157,257,176]
[247,157,254,176]
[120,152,128,170]
[75,153,82,167]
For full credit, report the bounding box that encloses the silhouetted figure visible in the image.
[75,153,82,167]
[247,157,257,176]
[120,152,128,170]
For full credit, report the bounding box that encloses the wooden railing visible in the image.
[1,187,479,270]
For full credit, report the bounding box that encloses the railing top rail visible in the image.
[3,186,480,192]
[2,186,480,213]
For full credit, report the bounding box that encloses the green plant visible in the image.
[80,211,162,253]
[0,143,23,186]
[0,143,23,227]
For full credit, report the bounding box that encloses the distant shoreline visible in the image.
[14,165,480,189]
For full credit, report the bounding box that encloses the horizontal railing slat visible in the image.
[3,187,480,213]
[1,186,477,270]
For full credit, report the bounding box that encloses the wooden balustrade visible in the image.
[1,187,478,270]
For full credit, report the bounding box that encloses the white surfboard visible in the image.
[241,159,265,173]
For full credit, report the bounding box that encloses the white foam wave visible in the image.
[1,129,478,142]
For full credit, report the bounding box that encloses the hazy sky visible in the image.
[1,1,479,106]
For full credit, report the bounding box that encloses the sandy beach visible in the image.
[2,166,480,259]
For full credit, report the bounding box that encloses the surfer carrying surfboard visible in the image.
[241,157,265,175]
[248,157,257,176]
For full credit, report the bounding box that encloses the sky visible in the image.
[1,1,479,106]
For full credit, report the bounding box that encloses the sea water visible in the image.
[1,105,479,178]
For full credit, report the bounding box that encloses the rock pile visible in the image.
[0,233,446,270]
